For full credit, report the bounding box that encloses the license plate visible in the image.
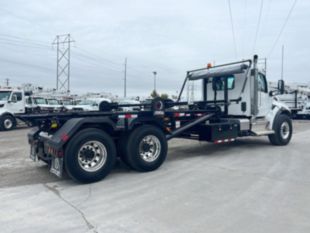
[30,145,37,161]
[50,157,63,178]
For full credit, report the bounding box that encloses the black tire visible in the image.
[0,115,16,131]
[64,128,116,183]
[151,98,165,111]
[268,114,292,146]
[99,101,112,112]
[124,125,167,172]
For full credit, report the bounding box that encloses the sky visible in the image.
[0,0,309,97]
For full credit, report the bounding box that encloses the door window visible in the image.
[212,76,235,91]
[257,73,267,93]
[13,92,23,101]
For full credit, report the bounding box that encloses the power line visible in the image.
[0,57,54,72]
[253,0,264,53]
[73,47,169,79]
[227,0,238,58]
[0,39,50,50]
[74,47,123,67]
[71,50,124,73]
[0,33,50,47]
[241,0,248,57]
[267,0,298,57]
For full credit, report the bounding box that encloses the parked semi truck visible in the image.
[19,55,293,183]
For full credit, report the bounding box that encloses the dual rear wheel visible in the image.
[119,125,168,172]
[65,125,167,183]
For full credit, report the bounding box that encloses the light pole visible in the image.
[153,71,157,92]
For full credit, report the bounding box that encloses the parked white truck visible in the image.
[0,88,68,130]
[0,88,26,130]
[273,85,310,119]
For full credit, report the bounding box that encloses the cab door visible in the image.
[257,73,271,117]
[8,92,25,114]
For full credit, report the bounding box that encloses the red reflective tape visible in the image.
[174,113,186,117]
[125,114,132,119]
[119,114,138,119]
[61,133,69,142]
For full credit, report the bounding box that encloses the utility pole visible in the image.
[124,58,127,98]
[281,45,284,80]
[5,78,9,87]
[153,71,157,93]
[52,34,75,93]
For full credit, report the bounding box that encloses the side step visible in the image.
[252,130,274,136]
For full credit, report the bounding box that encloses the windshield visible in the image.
[78,99,96,105]
[47,99,59,105]
[34,98,47,105]
[0,91,11,101]
[62,100,73,105]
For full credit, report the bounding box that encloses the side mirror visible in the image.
[269,91,274,97]
[10,94,17,103]
[278,80,285,94]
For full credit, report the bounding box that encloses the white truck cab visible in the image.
[0,88,25,130]
[183,55,292,144]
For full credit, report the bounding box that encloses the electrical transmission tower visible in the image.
[52,34,75,93]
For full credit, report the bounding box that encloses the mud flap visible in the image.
[50,157,63,178]
[30,144,38,162]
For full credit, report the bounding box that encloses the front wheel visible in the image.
[64,128,116,183]
[0,115,16,131]
[124,125,167,172]
[268,114,292,146]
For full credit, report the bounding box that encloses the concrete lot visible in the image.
[1,121,310,233]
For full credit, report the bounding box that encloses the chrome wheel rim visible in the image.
[139,135,161,162]
[280,121,290,140]
[4,119,13,129]
[78,141,107,172]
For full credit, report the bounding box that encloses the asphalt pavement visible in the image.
[1,121,310,233]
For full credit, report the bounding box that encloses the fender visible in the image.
[0,111,15,118]
[128,116,165,131]
[266,100,291,130]
[0,112,16,124]
[40,117,117,150]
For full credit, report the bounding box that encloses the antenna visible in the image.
[281,45,284,80]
